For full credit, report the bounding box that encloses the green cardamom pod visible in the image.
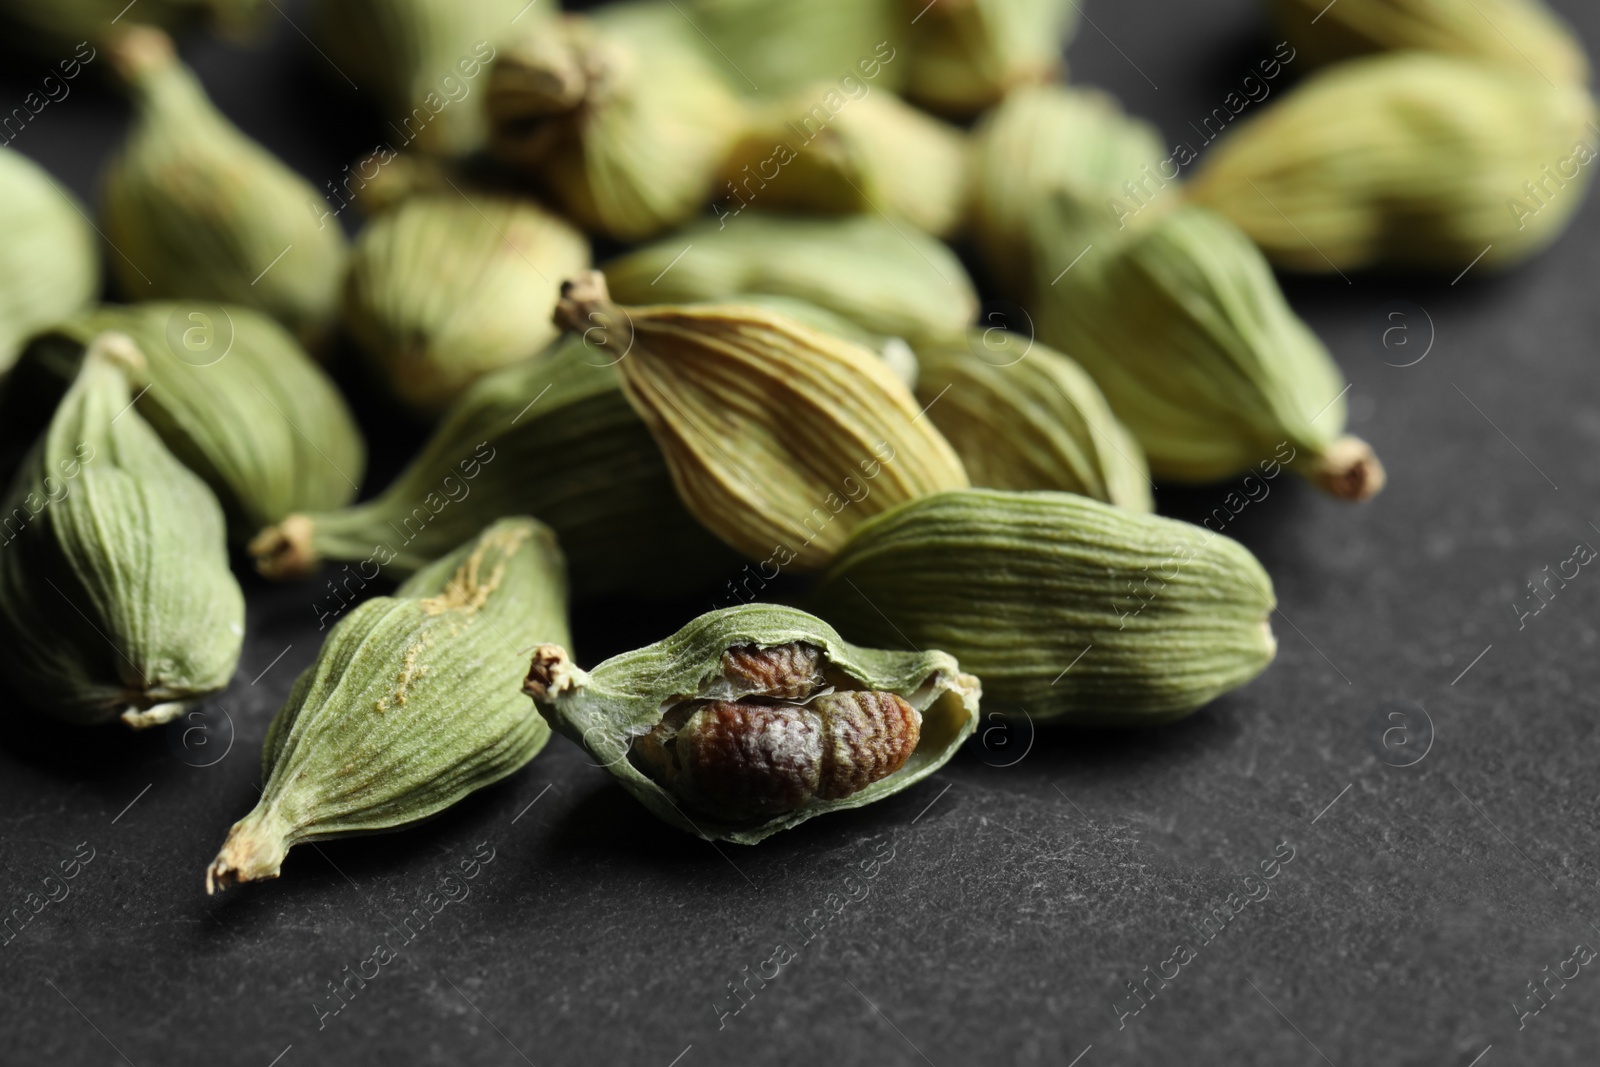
[1187,53,1600,273]
[1,302,365,541]
[207,518,567,891]
[555,272,970,571]
[342,192,590,414]
[684,0,909,98]
[0,147,98,372]
[0,334,244,728]
[248,332,739,599]
[0,0,261,55]
[603,213,978,345]
[522,603,979,843]
[903,0,1077,117]
[732,293,921,389]
[811,489,1277,725]
[913,334,1152,511]
[101,27,347,345]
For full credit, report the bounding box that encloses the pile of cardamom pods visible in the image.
[0,0,1590,889]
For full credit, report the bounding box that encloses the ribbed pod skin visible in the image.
[207,518,568,890]
[811,490,1278,725]
[684,0,909,98]
[0,148,98,371]
[904,0,1078,117]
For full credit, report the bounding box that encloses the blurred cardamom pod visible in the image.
[486,4,747,240]
[342,192,590,415]
[0,302,365,540]
[522,603,979,843]
[684,0,908,98]
[812,489,1277,725]
[207,518,567,891]
[555,272,970,570]
[0,0,262,54]
[604,213,978,344]
[1187,53,1600,273]
[101,27,347,345]
[0,334,244,728]
[902,0,1077,116]
[0,148,98,372]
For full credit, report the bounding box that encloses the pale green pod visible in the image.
[604,214,978,344]
[0,0,261,55]
[684,0,908,98]
[1187,53,1600,273]
[0,335,244,728]
[522,603,979,843]
[100,28,347,344]
[811,490,1277,725]
[914,334,1152,512]
[902,0,1077,116]
[0,147,98,372]
[206,518,568,891]
[342,193,590,414]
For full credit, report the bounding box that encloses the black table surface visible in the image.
[5,2,1600,1065]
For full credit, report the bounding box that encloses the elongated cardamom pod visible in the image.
[523,604,979,843]
[733,293,922,389]
[1036,202,1384,499]
[902,0,1077,116]
[1187,53,1600,273]
[0,148,98,372]
[720,87,969,238]
[0,0,261,55]
[0,335,244,728]
[684,0,909,98]
[603,213,978,344]
[207,518,567,891]
[1,303,364,540]
[342,193,590,414]
[811,490,1277,725]
[913,334,1152,511]
[555,272,969,570]
[248,332,739,598]
[486,5,747,240]
[101,27,347,344]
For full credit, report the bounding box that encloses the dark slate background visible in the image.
[4,1,1600,1064]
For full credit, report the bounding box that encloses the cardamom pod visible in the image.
[555,272,970,570]
[206,518,567,891]
[1,302,365,540]
[732,293,921,389]
[0,0,261,55]
[101,27,347,345]
[1187,53,1600,273]
[603,213,978,344]
[248,332,739,599]
[522,603,979,843]
[903,0,1077,116]
[486,4,747,240]
[0,334,244,728]
[811,489,1277,725]
[684,0,908,99]
[0,147,98,372]
[342,192,590,414]
[914,334,1152,511]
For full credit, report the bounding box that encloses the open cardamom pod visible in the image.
[486,4,747,240]
[811,490,1277,726]
[101,27,347,345]
[683,0,909,98]
[603,213,978,345]
[342,192,590,415]
[207,518,567,891]
[0,334,244,728]
[0,0,262,55]
[555,272,969,571]
[1,303,364,541]
[902,0,1077,117]
[913,334,1152,511]
[523,604,979,843]
[0,148,98,372]
[1187,53,1600,273]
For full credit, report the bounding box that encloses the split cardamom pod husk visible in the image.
[1036,202,1384,499]
[101,27,347,345]
[603,213,978,345]
[522,603,979,843]
[486,4,747,240]
[555,272,970,571]
[913,334,1152,511]
[811,490,1277,725]
[684,0,908,99]
[0,0,261,55]
[248,331,739,599]
[720,87,969,238]
[342,192,590,415]
[902,0,1077,117]
[0,147,98,372]
[1187,53,1600,273]
[0,303,365,540]
[207,518,567,891]
[0,334,244,728]
[1268,0,1587,86]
